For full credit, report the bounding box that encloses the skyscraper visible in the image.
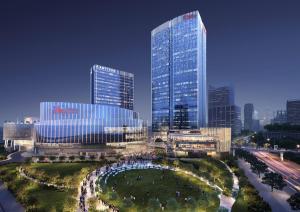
[90,65,134,110]
[244,103,254,131]
[208,86,241,136]
[151,11,207,133]
[287,99,300,125]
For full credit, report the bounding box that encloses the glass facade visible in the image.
[151,11,207,132]
[208,86,242,136]
[90,65,134,110]
[244,103,254,131]
[35,102,145,144]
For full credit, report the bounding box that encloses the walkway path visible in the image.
[0,182,24,212]
[0,151,25,166]
[18,167,73,189]
[238,159,297,212]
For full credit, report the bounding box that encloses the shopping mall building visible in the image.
[3,65,147,155]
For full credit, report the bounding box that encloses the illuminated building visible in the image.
[151,11,207,135]
[208,86,241,136]
[287,99,300,125]
[168,128,231,156]
[90,65,134,110]
[35,102,145,145]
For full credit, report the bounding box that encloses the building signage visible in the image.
[53,106,78,114]
[183,13,196,20]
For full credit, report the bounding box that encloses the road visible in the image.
[251,150,300,191]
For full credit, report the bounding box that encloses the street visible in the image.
[251,150,300,191]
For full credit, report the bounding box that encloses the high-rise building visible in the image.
[90,65,134,110]
[244,103,254,131]
[208,86,241,136]
[287,99,300,125]
[151,11,207,133]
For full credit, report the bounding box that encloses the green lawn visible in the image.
[98,169,220,211]
[0,162,105,211]
[162,158,233,196]
[22,162,104,188]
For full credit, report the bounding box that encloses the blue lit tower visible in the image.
[151,11,207,132]
[90,65,134,110]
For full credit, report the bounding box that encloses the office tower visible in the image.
[90,65,134,110]
[287,99,300,125]
[208,86,242,136]
[151,11,207,133]
[244,103,254,131]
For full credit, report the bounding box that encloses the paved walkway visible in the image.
[0,182,24,212]
[0,151,25,166]
[238,159,297,212]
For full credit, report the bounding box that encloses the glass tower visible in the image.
[208,86,242,136]
[90,65,134,110]
[151,11,207,132]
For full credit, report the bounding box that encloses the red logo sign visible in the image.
[183,13,196,20]
[53,106,78,114]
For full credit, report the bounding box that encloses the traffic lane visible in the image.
[253,151,300,191]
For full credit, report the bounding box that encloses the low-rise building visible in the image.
[167,128,231,157]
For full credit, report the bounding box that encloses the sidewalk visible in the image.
[0,182,24,212]
[238,159,297,212]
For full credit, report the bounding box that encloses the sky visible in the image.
[1,0,300,124]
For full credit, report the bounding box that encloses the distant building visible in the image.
[90,65,134,110]
[168,128,231,157]
[244,103,254,131]
[287,100,300,125]
[151,11,207,135]
[271,110,287,124]
[208,86,241,136]
[252,119,261,132]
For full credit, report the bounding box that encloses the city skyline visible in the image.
[1,0,300,124]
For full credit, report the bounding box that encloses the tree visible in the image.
[166,198,179,211]
[262,172,287,191]
[251,160,268,178]
[287,192,300,210]
[173,159,180,168]
[123,198,133,208]
[147,198,160,211]
[186,196,197,210]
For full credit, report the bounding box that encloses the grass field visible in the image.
[98,169,220,211]
[0,162,104,211]
[158,158,233,196]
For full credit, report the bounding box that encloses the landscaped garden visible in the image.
[156,157,233,196]
[98,168,220,211]
[0,162,105,211]
[224,156,272,212]
[0,144,8,160]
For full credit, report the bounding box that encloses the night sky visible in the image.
[1,0,300,124]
